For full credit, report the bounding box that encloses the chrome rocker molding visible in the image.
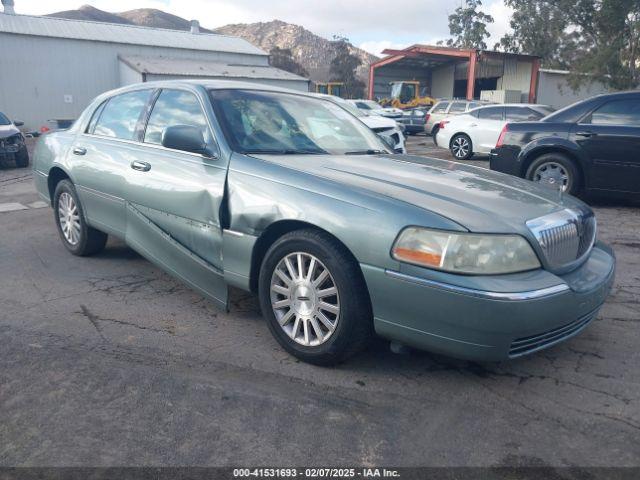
[385,270,570,301]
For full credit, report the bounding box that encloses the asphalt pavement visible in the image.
[0,137,638,467]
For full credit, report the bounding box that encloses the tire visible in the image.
[15,146,29,168]
[526,152,581,195]
[258,229,373,366]
[53,179,108,256]
[450,133,473,160]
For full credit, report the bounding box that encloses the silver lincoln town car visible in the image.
[33,81,616,365]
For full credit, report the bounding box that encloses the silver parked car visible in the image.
[33,81,615,365]
[425,99,491,136]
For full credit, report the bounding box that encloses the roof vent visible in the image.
[1,0,15,14]
[190,20,200,34]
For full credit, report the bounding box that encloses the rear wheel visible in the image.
[258,229,372,366]
[450,133,473,160]
[526,153,580,195]
[53,179,108,256]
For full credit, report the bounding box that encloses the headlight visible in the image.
[392,227,540,274]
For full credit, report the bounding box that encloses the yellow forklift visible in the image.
[380,81,435,109]
[315,82,344,97]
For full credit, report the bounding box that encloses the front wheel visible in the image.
[526,153,580,195]
[15,146,29,168]
[53,179,108,256]
[450,133,473,160]
[258,229,372,366]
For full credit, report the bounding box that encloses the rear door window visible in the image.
[448,102,467,114]
[587,99,640,126]
[478,106,504,120]
[93,90,152,140]
[432,102,450,113]
[144,89,209,145]
[505,106,539,121]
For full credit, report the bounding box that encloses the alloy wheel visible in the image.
[270,252,340,347]
[451,136,470,158]
[58,192,81,245]
[532,161,569,192]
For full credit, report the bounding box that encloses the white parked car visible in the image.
[348,99,403,119]
[316,94,406,153]
[435,103,554,160]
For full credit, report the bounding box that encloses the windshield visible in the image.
[209,89,389,155]
[0,112,10,125]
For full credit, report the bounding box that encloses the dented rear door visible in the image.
[124,88,228,309]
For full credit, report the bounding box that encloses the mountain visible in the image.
[118,8,214,33]
[214,20,377,82]
[46,5,134,25]
[46,6,378,83]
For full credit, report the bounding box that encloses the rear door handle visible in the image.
[72,147,87,156]
[576,131,596,137]
[469,123,478,127]
[130,160,151,172]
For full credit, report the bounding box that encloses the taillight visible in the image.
[496,124,509,148]
[438,120,449,129]
[425,113,430,123]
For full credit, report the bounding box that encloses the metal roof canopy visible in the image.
[368,44,541,102]
[119,55,308,82]
[0,12,266,56]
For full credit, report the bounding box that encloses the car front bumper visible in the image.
[361,243,615,361]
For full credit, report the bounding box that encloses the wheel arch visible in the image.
[521,146,583,183]
[47,166,72,203]
[248,220,364,295]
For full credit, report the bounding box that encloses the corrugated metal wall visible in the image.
[431,65,455,98]
[537,71,609,109]
[0,33,270,129]
[496,59,532,102]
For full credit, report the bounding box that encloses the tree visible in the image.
[329,36,365,98]
[498,0,572,69]
[498,0,640,89]
[444,0,494,50]
[269,47,308,77]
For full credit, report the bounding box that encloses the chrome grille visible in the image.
[526,208,596,273]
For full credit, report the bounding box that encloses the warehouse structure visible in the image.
[369,45,541,103]
[0,3,309,129]
[369,44,611,108]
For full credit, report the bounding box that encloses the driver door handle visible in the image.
[576,131,596,137]
[130,160,151,172]
[72,147,87,156]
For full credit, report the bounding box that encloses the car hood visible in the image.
[360,115,397,129]
[253,153,585,234]
[0,124,19,139]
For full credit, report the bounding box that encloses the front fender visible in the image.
[225,153,465,272]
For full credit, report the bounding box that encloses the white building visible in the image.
[0,1,309,129]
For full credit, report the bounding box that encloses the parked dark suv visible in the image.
[490,91,640,197]
[0,111,29,168]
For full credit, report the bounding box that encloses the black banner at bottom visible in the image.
[1,468,639,480]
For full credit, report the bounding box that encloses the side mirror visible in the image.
[162,125,216,157]
[14,121,24,127]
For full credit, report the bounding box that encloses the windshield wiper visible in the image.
[244,149,326,155]
[344,149,389,155]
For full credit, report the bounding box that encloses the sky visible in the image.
[12,0,513,57]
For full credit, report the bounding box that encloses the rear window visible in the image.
[93,90,152,140]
